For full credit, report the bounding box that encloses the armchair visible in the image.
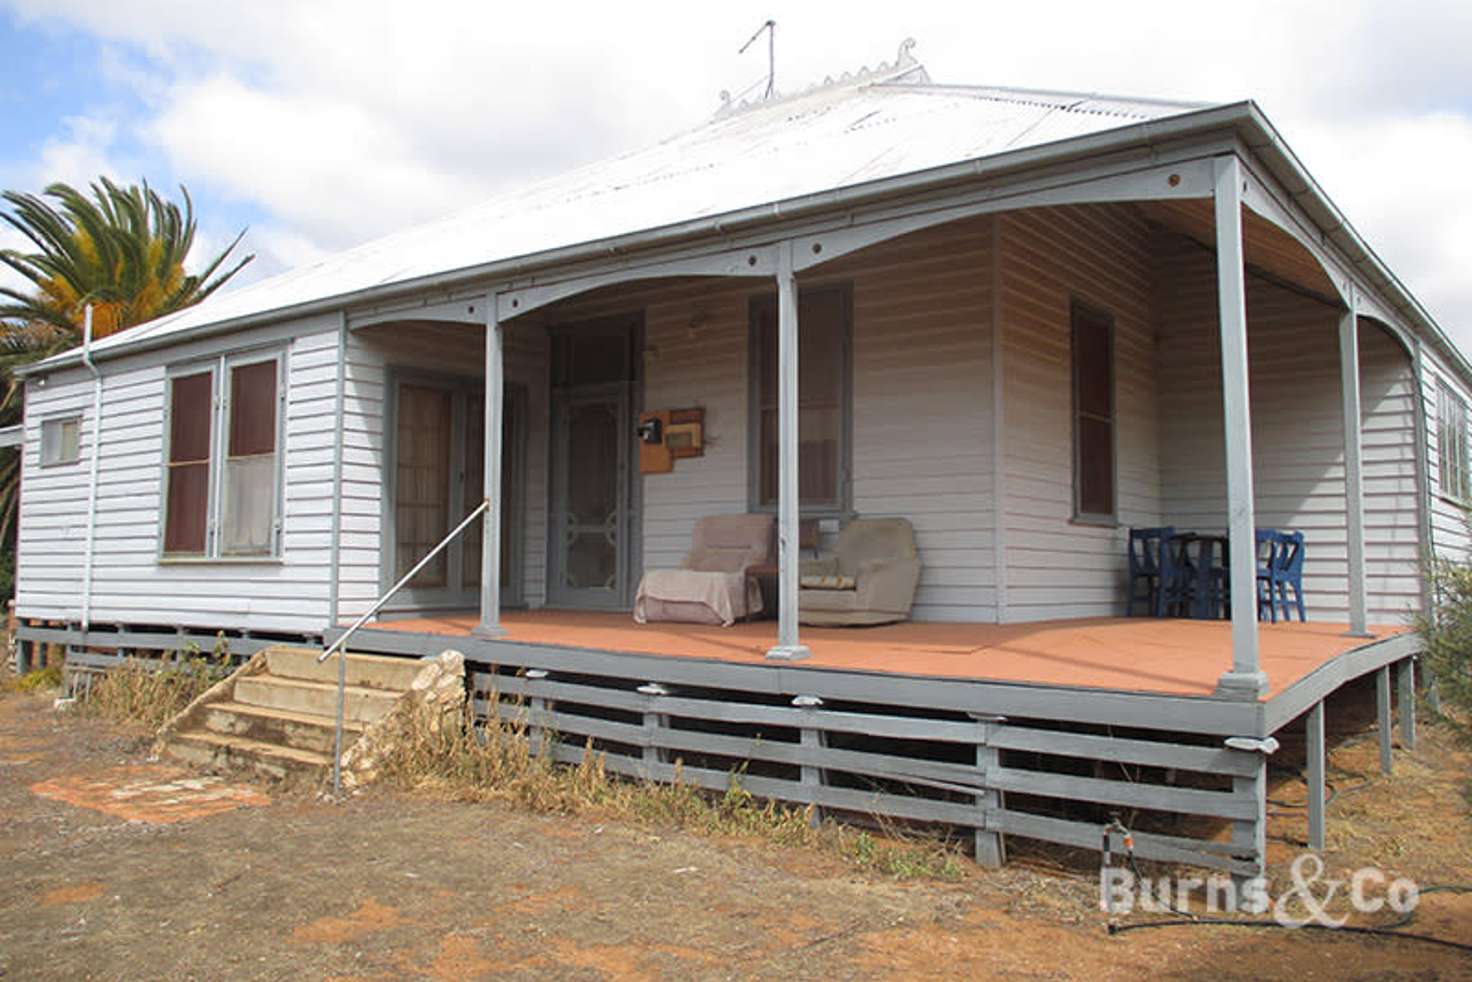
[633,514,774,626]
[798,517,921,626]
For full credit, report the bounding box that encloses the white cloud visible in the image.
[4,0,1471,344]
[1294,112,1472,342]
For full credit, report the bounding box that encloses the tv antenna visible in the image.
[739,19,776,100]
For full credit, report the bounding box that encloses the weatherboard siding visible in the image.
[823,215,997,622]
[1154,233,1422,624]
[535,216,998,621]
[996,204,1162,621]
[17,315,342,633]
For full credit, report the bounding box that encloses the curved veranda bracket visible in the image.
[496,246,778,322]
[1237,166,1409,347]
[790,157,1219,273]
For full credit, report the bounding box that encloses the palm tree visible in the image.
[0,177,253,595]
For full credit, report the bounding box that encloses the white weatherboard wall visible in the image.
[997,204,1162,621]
[535,216,998,621]
[1154,233,1422,624]
[17,315,342,633]
[822,216,996,621]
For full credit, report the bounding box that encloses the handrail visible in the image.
[323,497,490,793]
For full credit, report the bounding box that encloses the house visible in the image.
[14,42,1460,872]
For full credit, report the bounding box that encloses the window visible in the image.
[40,416,81,466]
[750,285,851,513]
[162,352,282,558]
[1437,381,1470,502]
[1072,303,1115,521]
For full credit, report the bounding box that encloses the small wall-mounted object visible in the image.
[665,407,704,459]
[638,407,706,474]
[636,416,663,445]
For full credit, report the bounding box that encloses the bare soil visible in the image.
[1,689,1469,980]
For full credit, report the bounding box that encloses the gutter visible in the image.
[79,305,104,632]
[17,101,1257,378]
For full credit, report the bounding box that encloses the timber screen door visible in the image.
[389,374,522,610]
[549,318,638,609]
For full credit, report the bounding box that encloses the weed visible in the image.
[376,697,964,880]
[3,661,62,693]
[84,645,233,731]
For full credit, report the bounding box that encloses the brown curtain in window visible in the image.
[164,371,213,554]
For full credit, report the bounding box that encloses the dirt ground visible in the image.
[1,689,1470,980]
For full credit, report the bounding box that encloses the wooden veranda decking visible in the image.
[359,610,1410,703]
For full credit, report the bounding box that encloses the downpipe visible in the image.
[79,304,103,635]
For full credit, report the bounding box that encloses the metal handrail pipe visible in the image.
[322,497,489,794]
[318,498,490,665]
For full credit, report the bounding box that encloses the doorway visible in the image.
[547,314,641,609]
[385,371,525,611]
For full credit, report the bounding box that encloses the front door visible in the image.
[548,317,639,608]
[388,374,523,611]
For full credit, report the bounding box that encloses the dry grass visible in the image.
[2,661,62,694]
[376,698,965,880]
[84,650,231,731]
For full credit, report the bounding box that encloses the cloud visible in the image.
[1295,112,1472,338]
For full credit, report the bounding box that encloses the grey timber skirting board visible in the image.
[468,666,1268,875]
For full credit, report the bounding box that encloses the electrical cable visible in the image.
[1106,885,1472,954]
[1102,813,1472,954]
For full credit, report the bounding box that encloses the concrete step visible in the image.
[199,700,366,756]
[263,647,423,691]
[234,675,402,723]
[162,729,332,783]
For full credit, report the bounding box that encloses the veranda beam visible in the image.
[766,242,810,661]
[473,294,506,640]
[1213,155,1267,698]
[1339,289,1371,637]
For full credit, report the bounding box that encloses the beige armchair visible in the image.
[634,514,774,626]
[799,517,921,626]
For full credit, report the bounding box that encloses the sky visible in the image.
[1,0,1470,349]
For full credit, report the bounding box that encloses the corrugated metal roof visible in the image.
[66,49,1212,362]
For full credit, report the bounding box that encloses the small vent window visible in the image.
[40,416,81,466]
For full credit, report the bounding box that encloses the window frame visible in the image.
[39,414,82,467]
[158,345,287,563]
[746,281,855,518]
[1437,379,1471,505]
[1070,299,1118,526]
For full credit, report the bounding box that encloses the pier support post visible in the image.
[525,669,548,759]
[793,696,825,828]
[638,683,670,771]
[1397,658,1417,751]
[1376,665,1394,774]
[971,714,1006,868]
[1306,700,1326,852]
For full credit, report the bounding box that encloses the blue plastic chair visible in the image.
[1271,531,1306,622]
[1127,526,1175,616]
[1255,529,1280,622]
